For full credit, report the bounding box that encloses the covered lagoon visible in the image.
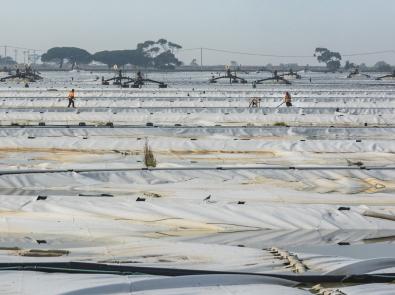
[0,70,395,294]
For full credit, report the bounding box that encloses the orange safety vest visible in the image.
[68,91,75,99]
[284,93,291,103]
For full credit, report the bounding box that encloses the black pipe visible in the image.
[0,262,394,284]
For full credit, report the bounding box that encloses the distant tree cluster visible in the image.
[314,48,342,71]
[41,39,183,70]
[41,47,92,69]
[0,55,16,66]
[374,61,392,72]
[344,60,357,70]
[190,58,199,67]
[316,49,393,73]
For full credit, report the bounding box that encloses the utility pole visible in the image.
[14,49,17,63]
[200,47,203,71]
[4,45,7,58]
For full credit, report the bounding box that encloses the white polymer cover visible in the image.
[0,71,395,294]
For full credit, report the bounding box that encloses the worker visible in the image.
[249,97,261,108]
[67,89,76,108]
[284,91,292,107]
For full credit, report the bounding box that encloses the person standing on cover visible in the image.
[284,91,292,107]
[67,89,76,108]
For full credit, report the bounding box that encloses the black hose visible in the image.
[0,262,394,284]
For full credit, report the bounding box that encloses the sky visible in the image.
[1,0,395,65]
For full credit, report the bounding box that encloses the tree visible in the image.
[230,60,238,67]
[93,50,150,68]
[143,39,183,53]
[157,38,168,48]
[0,56,16,66]
[41,47,92,69]
[374,61,392,72]
[344,60,357,70]
[42,39,183,70]
[190,58,199,67]
[137,40,156,51]
[359,63,368,71]
[137,39,182,68]
[153,50,182,69]
[145,47,161,58]
[168,41,182,54]
[93,50,130,68]
[135,39,182,67]
[314,48,342,71]
[168,42,182,50]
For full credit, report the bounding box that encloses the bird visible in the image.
[203,195,211,201]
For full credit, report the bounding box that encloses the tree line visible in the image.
[13,43,395,72]
[41,39,183,70]
[314,47,393,72]
[0,56,16,66]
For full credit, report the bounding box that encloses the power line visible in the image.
[179,48,203,51]
[342,50,395,57]
[180,47,312,58]
[203,47,313,58]
[179,47,395,58]
[3,45,394,58]
[0,45,43,53]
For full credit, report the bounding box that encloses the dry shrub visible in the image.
[144,140,157,168]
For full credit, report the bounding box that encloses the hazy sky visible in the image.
[1,0,395,65]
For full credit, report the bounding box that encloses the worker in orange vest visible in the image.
[67,89,76,108]
[284,91,292,107]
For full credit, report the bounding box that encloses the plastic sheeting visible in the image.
[1,73,395,294]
